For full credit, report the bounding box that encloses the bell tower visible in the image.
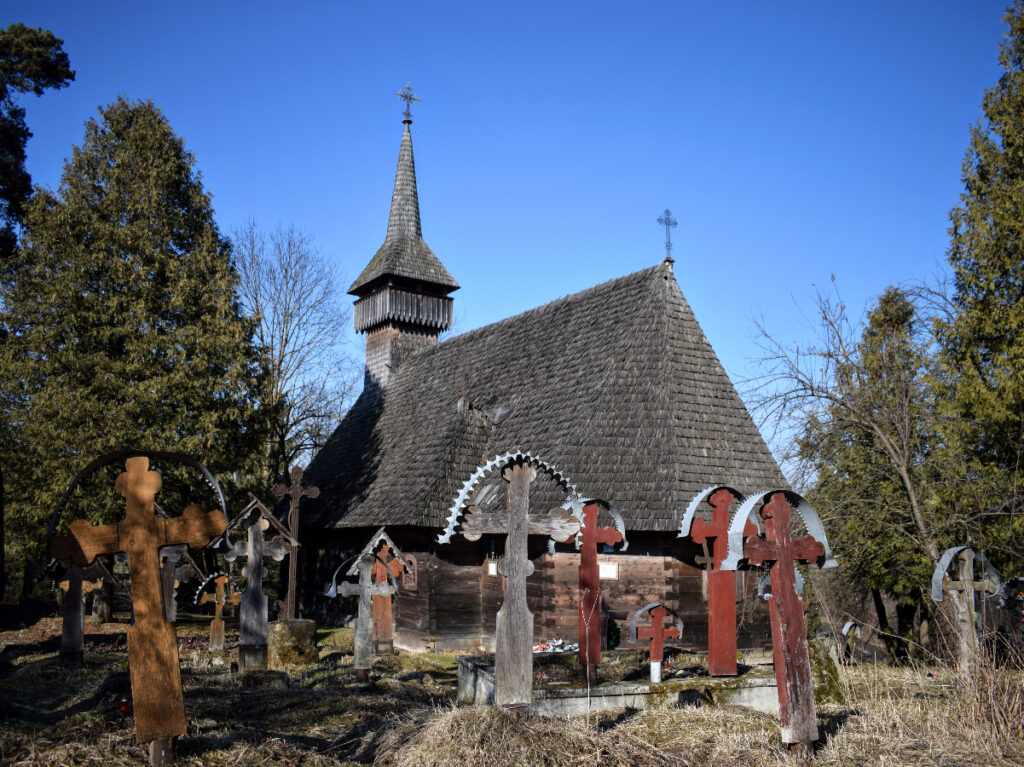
[349,86,459,396]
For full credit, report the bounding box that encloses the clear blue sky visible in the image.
[2,1,1011,394]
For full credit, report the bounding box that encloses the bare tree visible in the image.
[234,222,358,485]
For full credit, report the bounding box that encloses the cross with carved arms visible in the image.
[657,209,677,259]
[578,503,622,676]
[396,82,421,121]
[638,604,680,663]
[272,465,318,620]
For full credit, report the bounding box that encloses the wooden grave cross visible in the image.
[198,574,241,652]
[937,547,1000,676]
[743,492,824,750]
[690,488,756,676]
[155,502,205,623]
[460,462,580,707]
[221,499,295,670]
[271,466,319,620]
[371,542,405,655]
[55,562,104,666]
[635,604,681,683]
[577,502,622,681]
[328,553,396,681]
[47,456,227,755]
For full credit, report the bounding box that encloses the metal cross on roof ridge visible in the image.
[396,82,421,121]
[657,209,678,259]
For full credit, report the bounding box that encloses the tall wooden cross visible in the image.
[743,492,824,750]
[371,543,405,655]
[272,465,318,621]
[47,456,227,755]
[460,462,580,707]
[690,488,756,676]
[222,500,295,670]
[578,502,622,681]
[657,209,677,259]
[329,553,396,681]
[939,548,1000,676]
[637,604,680,683]
[55,563,104,667]
[198,574,241,652]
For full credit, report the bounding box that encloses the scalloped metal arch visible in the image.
[931,545,1002,602]
[677,485,747,538]
[437,451,581,544]
[719,489,837,571]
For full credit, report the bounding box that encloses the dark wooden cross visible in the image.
[657,209,678,259]
[371,543,405,655]
[155,503,204,623]
[47,456,227,757]
[691,488,756,676]
[55,563,103,667]
[577,502,621,682]
[395,82,420,121]
[271,466,318,621]
[199,574,241,652]
[334,553,396,681]
[460,463,580,707]
[743,492,824,749]
[222,504,294,670]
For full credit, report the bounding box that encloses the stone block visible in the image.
[267,619,318,666]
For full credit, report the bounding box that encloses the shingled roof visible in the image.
[349,122,459,296]
[305,260,785,534]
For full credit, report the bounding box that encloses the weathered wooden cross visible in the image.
[690,488,756,676]
[326,553,397,681]
[197,574,241,652]
[932,546,1001,677]
[577,502,622,682]
[460,462,580,707]
[272,466,318,621]
[743,492,824,750]
[629,602,682,683]
[47,456,227,759]
[371,542,405,655]
[220,498,296,670]
[55,563,104,666]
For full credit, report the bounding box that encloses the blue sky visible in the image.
[3,1,1011,398]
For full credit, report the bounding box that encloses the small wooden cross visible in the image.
[328,553,397,681]
[199,575,241,652]
[371,542,405,655]
[55,563,104,666]
[690,488,756,676]
[47,456,227,750]
[743,492,824,749]
[222,498,295,670]
[272,466,319,621]
[577,503,622,680]
[458,462,580,707]
[637,604,681,682]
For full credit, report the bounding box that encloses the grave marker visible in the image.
[55,562,104,666]
[577,502,623,682]
[931,546,1001,677]
[196,573,241,652]
[629,602,683,683]
[325,552,397,681]
[271,466,318,620]
[47,456,226,762]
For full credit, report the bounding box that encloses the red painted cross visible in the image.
[637,605,680,662]
[371,543,405,654]
[578,503,622,675]
[271,466,318,620]
[743,492,823,747]
[691,488,756,675]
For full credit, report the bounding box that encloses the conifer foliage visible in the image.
[0,98,264,594]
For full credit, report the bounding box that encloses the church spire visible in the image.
[350,87,459,393]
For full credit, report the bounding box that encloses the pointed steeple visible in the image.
[351,89,459,392]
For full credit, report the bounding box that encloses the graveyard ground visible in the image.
[1,615,1022,766]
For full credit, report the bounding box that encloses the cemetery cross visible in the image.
[941,548,1000,677]
[690,487,755,676]
[55,563,103,666]
[271,465,319,621]
[743,492,824,751]
[460,461,580,707]
[338,553,397,681]
[637,604,681,683]
[577,502,622,682]
[371,542,405,655]
[198,574,241,652]
[47,456,227,761]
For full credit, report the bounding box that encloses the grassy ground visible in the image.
[1,616,1022,766]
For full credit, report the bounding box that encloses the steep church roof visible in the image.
[348,122,459,296]
[305,260,786,534]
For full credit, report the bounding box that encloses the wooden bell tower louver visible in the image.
[349,87,459,393]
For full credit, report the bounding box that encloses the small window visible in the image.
[487,560,499,577]
[598,561,618,580]
[401,554,418,590]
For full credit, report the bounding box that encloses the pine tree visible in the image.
[938,0,1024,519]
[0,97,264,597]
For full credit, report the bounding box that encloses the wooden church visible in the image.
[299,102,786,652]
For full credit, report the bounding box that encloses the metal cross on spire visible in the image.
[657,209,678,260]
[396,82,421,122]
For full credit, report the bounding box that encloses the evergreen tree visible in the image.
[0,98,264,597]
[937,0,1024,549]
[0,23,74,262]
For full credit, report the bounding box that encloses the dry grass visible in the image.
[2,619,1023,766]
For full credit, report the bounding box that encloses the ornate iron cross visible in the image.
[396,82,420,121]
[657,209,677,259]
